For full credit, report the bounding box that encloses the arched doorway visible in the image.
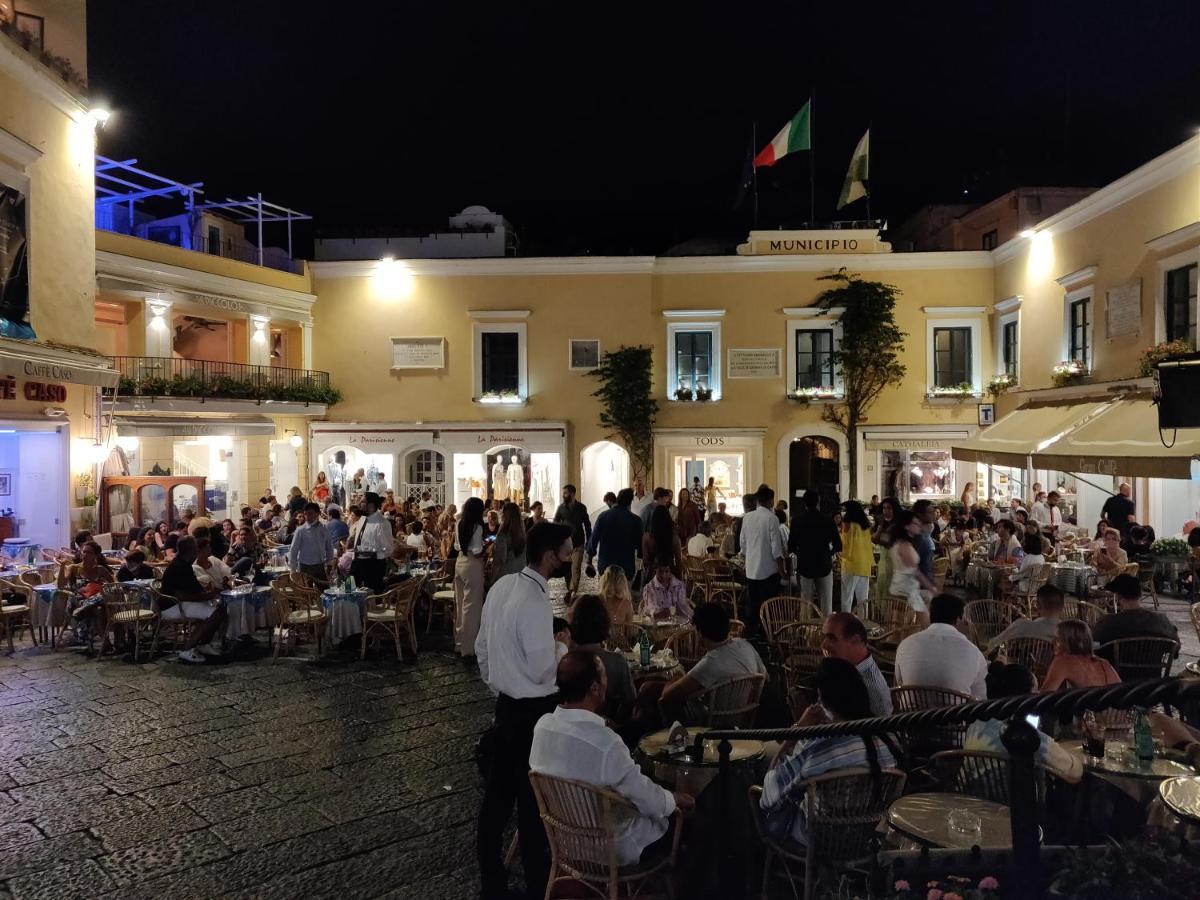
[402,449,446,507]
[789,436,840,515]
[580,440,630,514]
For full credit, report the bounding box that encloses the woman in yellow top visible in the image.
[839,501,874,615]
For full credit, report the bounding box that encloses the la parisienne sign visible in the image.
[737,229,891,256]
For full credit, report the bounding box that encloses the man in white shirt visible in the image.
[820,612,893,718]
[404,520,434,554]
[686,521,714,558]
[738,484,786,639]
[629,477,652,520]
[287,502,336,585]
[476,521,573,900]
[530,651,694,866]
[349,492,394,592]
[894,594,988,699]
[1030,490,1063,536]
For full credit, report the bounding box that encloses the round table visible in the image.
[1186,660,1200,678]
[622,649,683,686]
[1059,740,1198,780]
[222,585,271,639]
[632,615,688,648]
[321,587,369,643]
[1155,557,1191,596]
[29,582,67,635]
[638,726,764,799]
[885,793,1013,849]
[964,563,1014,598]
[1048,562,1096,598]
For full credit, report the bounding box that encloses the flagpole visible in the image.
[752,122,759,230]
[809,88,816,227]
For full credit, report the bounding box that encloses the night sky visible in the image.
[87,1,1200,256]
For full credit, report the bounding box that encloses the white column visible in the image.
[144,297,173,358]
[249,315,271,367]
[301,320,313,370]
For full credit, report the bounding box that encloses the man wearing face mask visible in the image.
[475,521,574,900]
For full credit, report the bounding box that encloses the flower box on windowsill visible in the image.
[925,384,981,403]
[787,387,842,403]
[672,387,716,402]
[1051,360,1087,388]
[986,374,1017,399]
[474,392,527,407]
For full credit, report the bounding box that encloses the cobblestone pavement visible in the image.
[0,633,493,900]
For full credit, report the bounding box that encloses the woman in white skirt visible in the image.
[889,510,934,626]
[454,496,487,662]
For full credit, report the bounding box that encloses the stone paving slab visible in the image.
[0,626,494,899]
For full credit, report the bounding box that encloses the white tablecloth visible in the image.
[222,586,271,638]
[30,583,66,629]
[1048,563,1096,598]
[321,588,369,644]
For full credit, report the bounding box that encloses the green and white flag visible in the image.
[837,128,870,209]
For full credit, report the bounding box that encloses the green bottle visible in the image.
[1133,710,1154,766]
[639,628,651,667]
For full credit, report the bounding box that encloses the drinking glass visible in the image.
[946,808,983,848]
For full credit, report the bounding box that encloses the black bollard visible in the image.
[1001,716,1043,899]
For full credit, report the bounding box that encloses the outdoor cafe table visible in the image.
[885,793,1013,849]
[221,585,271,639]
[1147,776,1200,839]
[964,563,1014,599]
[321,587,370,644]
[632,614,689,649]
[260,566,290,581]
[1059,737,1199,810]
[29,582,67,638]
[1048,562,1096,598]
[621,648,683,687]
[637,726,765,796]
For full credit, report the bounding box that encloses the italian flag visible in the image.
[754,100,811,168]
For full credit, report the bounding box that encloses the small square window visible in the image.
[568,339,600,371]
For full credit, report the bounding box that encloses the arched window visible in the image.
[408,450,445,484]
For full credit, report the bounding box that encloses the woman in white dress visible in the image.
[889,510,934,626]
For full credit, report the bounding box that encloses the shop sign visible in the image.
[476,433,528,445]
[191,293,246,313]
[879,440,944,450]
[736,228,892,256]
[727,348,781,379]
[695,436,727,447]
[0,376,65,402]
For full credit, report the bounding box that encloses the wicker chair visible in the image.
[702,558,744,609]
[360,578,420,660]
[1192,603,1200,647]
[963,599,1020,650]
[101,583,157,662]
[426,563,456,634]
[1098,636,1179,681]
[1016,564,1054,616]
[1004,636,1055,682]
[606,622,643,652]
[665,626,703,671]
[0,579,35,652]
[270,581,327,662]
[860,595,917,629]
[749,768,906,900]
[781,647,825,693]
[932,556,950,593]
[890,685,972,760]
[702,673,766,728]
[683,556,708,605]
[932,749,1045,806]
[759,595,823,642]
[1137,563,1159,609]
[152,591,205,653]
[1063,598,1107,630]
[728,618,746,639]
[530,772,684,900]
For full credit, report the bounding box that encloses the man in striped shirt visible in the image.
[819,613,892,718]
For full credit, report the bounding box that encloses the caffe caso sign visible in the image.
[0,375,66,402]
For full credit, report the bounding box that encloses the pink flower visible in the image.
[927,891,943,900]
[894,881,911,892]
[979,876,1000,890]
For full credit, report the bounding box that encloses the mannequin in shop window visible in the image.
[492,455,510,506]
[508,453,525,507]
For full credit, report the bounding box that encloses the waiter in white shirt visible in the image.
[1030,489,1063,538]
[738,483,786,639]
[349,492,394,592]
[287,502,336,585]
[475,520,573,900]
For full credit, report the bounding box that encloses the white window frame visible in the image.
[1154,246,1200,344]
[1062,287,1093,372]
[472,321,528,404]
[784,308,844,397]
[994,296,1021,381]
[924,313,983,395]
[666,319,722,400]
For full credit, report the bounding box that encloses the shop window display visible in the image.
[672,452,743,515]
[881,449,955,503]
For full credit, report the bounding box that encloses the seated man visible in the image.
[709,502,732,530]
[325,507,349,545]
[160,536,228,663]
[686,522,714,559]
[405,520,435,554]
[894,594,988,699]
[193,537,233,591]
[639,562,693,621]
[988,519,1023,564]
[116,549,154,582]
[987,583,1064,653]
[529,650,694,866]
[1094,573,1179,647]
[820,613,892,717]
[654,602,767,725]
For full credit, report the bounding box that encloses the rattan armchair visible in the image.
[270,580,327,662]
[702,558,744,610]
[665,626,703,671]
[1062,598,1106,630]
[606,622,643,652]
[530,771,684,900]
[932,749,1046,806]
[702,673,766,728]
[781,647,825,693]
[890,685,972,760]
[859,594,917,629]
[963,599,1021,650]
[1098,636,1179,681]
[361,579,420,660]
[1137,562,1159,609]
[932,556,950,593]
[759,595,823,642]
[101,583,157,662]
[0,578,35,652]
[749,767,906,900]
[151,591,204,653]
[1003,636,1055,682]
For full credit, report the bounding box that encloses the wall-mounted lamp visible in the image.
[285,429,303,449]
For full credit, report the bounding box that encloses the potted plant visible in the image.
[695,386,712,401]
[1049,836,1200,898]
[1150,536,1189,559]
[928,382,977,399]
[987,373,1016,399]
[1138,338,1195,377]
[1052,360,1086,387]
[674,386,693,402]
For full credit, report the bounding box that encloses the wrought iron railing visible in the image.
[107,356,338,405]
[700,678,1200,899]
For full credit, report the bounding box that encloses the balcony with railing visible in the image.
[0,5,88,95]
[107,357,339,406]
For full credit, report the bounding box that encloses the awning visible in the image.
[112,416,277,437]
[950,402,1110,468]
[1031,398,1200,478]
[0,338,118,388]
